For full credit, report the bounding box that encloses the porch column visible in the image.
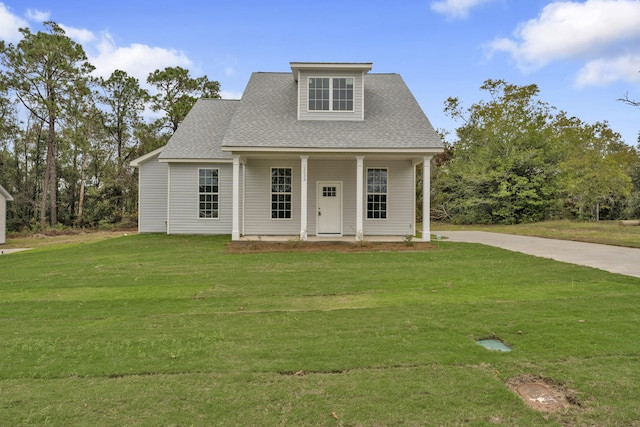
[232,155,240,241]
[300,156,308,240]
[422,156,432,242]
[356,156,364,241]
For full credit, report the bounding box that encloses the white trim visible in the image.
[413,163,417,238]
[296,70,301,120]
[166,164,172,234]
[422,157,432,242]
[366,167,389,221]
[300,156,308,240]
[290,62,372,76]
[222,146,443,155]
[197,167,220,220]
[316,181,343,236]
[158,158,233,164]
[242,163,246,237]
[137,162,142,233]
[270,166,293,221]
[0,185,13,201]
[360,71,366,121]
[356,156,364,241]
[232,156,240,240]
[306,76,355,113]
[130,146,164,167]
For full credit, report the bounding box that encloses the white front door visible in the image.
[317,182,342,235]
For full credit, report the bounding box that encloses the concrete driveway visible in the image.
[436,231,640,279]
[0,248,30,255]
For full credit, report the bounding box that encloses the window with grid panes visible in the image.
[198,168,219,218]
[308,77,353,111]
[367,168,387,219]
[271,168,292,219]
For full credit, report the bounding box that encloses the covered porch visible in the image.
[229,152,436,242]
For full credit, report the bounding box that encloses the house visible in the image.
[130,62,444,241]
[0,184,13,245]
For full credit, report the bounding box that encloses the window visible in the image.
[333,78,354,111]
[308,77,353,111]
[367,168,387,219]
[308,78,329,111]
[271,168,292,219]
[322,186,337,197]
[199,168,219,219]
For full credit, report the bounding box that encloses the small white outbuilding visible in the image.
[0,185,13,244]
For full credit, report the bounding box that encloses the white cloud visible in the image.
[25,8,49,22]
[59,23,95,44]
[89,32,192,87]
[0,3,27,43]
[0,3,193,89]
[487,0,640,80]
[431,0,496,19]
[220,90,243,100]
[576,54,640,87]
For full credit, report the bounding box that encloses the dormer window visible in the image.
[308,77,354,111]
[291,62,371,121]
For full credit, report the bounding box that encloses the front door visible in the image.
[317,182,342,235]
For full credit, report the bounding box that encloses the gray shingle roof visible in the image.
[160,71,442,160]
[159,99,239,160]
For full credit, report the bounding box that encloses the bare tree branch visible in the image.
[618,92,640,108]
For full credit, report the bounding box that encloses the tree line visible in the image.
[428,79,640,224]
[0,22,219,232]
[1,23,639,233]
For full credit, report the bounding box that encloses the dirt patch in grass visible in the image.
[507,375,580,413]
[226,241,435,254]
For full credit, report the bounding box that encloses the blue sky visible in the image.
[1,0,639,145]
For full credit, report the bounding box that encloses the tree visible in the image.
[94,70,149,225]
[59,77,104,227]
[0,22,94,227]
[555,114,635,220]
[147,66,220,133]
[99,70,149,165]
[0,72,18,185]
[436,79,561,224]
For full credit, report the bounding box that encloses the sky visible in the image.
[1,0,639,146]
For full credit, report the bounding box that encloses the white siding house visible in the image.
[131,62,443,241]
[0,185,13,245]
[130,148,168,233]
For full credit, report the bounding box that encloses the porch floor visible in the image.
[239,235,418,243]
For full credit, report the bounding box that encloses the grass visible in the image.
[1,233,639,426]
[432,219,640,248]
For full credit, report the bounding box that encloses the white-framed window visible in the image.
[271,167,292,219]
[367,168,387,219]
[308,77,354,111]
[198,168,219,219]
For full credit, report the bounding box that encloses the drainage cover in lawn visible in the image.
[476,339,511,352]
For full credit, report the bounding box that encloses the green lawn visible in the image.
[1,234,639,426]
[432,219,640,248]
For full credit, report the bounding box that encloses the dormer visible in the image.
[290,62,373,121]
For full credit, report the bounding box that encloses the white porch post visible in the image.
[422,156,432,242]
[232,155,241,241]
[356,156,364,241]
[300,156,308,240]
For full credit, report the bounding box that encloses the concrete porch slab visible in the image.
[239,235,412,243]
